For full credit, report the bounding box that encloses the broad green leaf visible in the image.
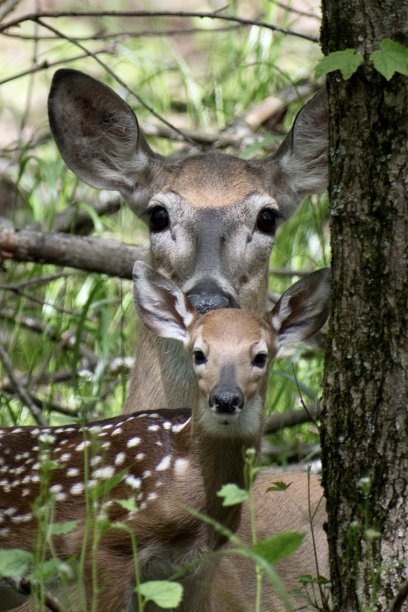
[136,580,183,609]
[117,498,138,513]
[48,520,79,535]
[0,549,33,577]
[252,532,304,564]
[315,49,364,79]
[371,38,408,80]
[217,483,249,506]
[266,481,293,493]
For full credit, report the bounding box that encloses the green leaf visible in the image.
[0,549,33,577]
[315,49,364,79]
[252,532,304,564]
[216,483,249,506]
[117,498,138,513]
[48,520,79,535]
[266,481,292,493]
[136,581,183,609]
[371,38,408,80]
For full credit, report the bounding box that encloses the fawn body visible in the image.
[48,69,328,414]
[0,263,330,611]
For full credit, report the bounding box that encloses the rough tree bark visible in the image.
[321,1,408,610]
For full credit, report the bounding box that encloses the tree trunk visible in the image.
[320,2,408,610]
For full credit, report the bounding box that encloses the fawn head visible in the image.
[133,262,330,438]
[48,70,328,315]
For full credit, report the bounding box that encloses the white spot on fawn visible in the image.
[70,483,84,495]
[67,468,79,477]
[135,453,145,461]
[76,441,91,452]
[125,475,141,490]
[115,452,126,466]
[127,436,141,448]
[148,425,159,432]
[93,466,115,480]
[156,455,171,472]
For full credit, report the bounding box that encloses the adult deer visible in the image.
[48,69,328,414]
[0,263,329,611]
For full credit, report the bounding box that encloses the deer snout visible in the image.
[187,279,239,314]
[209,388,244,416]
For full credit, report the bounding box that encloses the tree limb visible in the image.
[0,227,147,278]
[264,404,319,434]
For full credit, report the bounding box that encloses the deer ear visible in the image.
[267,267,330,354]
[48,69,159,205]
[132,261,196,342]
[267,90,328,216]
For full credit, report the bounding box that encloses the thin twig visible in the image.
[0,47,113,87]
[0,9,319,42]
[36,18,197,145]
[0,271,74,290]
[0,339,47,425]
[1,24,241,41]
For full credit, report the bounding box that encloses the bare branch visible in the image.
[264,404,319,434]
[0,227,147,279]
[0,9,319,42]
[0,46,114,87]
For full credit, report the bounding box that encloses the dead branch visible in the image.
[2,24,241,41]
[0,227,147,278]
[0,9,319,42]
[264,404,319,434]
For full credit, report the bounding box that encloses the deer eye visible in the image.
[256,208,279,235]
[252,353,267,369]
[148,206,169,232]
[193,350,207,366]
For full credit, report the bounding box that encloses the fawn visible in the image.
[0,262,330,611]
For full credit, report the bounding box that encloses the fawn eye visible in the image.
[256,208,279,235]
[193,350,207,366]
[252,353,267,369]
[148,206,169,232]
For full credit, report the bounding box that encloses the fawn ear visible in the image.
[132,261,196,342]
[267,267,330,354]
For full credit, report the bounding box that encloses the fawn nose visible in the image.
[209,389,244,415]
[187,279,239,314]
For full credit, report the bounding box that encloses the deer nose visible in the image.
[187,280,239,314]
[209,389,244,415]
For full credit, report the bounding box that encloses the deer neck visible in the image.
[125,328,196,413]
[190,405,263,549]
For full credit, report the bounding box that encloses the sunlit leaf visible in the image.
[252,532,304,564]
[217,483,249,506]
[136,580,183,609]
[0,549,33,577]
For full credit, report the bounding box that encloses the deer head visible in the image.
[48,70,328,316]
